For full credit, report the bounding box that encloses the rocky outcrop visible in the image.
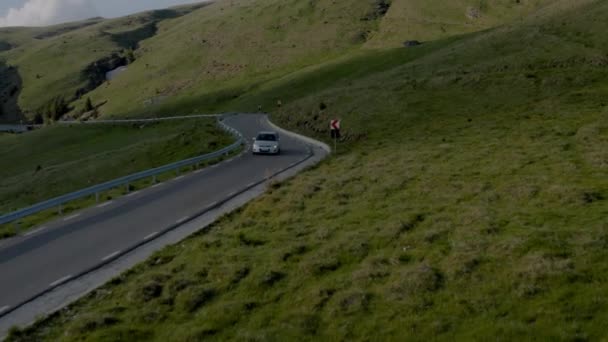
[76,54,128,99]
[361,0,391,21]
[75,23,160,99]
[0,63,24,123]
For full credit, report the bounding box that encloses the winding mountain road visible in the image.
[0,114,328,329]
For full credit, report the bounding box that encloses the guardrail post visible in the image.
[126,183,130,193]
[58,204,63,215]
[152,175,157,184]
[95,192,100,203]
[176,168,180,177]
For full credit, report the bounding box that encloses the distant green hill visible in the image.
[0,4,207,122]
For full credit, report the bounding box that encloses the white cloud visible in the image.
[0,0,98,27]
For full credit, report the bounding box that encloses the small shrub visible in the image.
[338,291,372,314]
[260,270,286,286]
[231,267,250,286]
[244,302,259,311]
[72,314,120,334]
[170,278,195,294]
[284,313,320,335]
[312,258,341,275]
[582,191,604,204]
[390,264,444,299]
[238,232,266,246]
[282,245,309,261]
[140,281,163,301]
[5,326,24,341]
[132,276,169,303]
[398,253,413,263]
[181,287,217,313]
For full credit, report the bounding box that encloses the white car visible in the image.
[252,131,280,155]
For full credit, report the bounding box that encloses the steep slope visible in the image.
[0,4,207,121]
[81,0,384,117]
[9,0,608,341]
[83,0,565,117]
[0,0,563,122]
[365,0,559,47]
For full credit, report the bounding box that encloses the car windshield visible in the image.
[257,134,277,141]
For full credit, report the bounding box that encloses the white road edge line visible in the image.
[24,226,47,236]
[143,232,159,241]
[247,182,256,187]
[49,275,73,287]
[194,169,204,174]
[176,216,190,224]
[174,176,185,181]
[0,305,10,314]
[126,191,140,197]
[96,201,113,208]
[101,251,121,262]
[63,214,80,221]
[151,183,163,188]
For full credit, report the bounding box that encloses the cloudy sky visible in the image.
[0,0,206,27]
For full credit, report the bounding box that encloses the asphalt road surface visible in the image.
[0,114,311,317]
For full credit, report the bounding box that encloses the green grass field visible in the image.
[5,0,608,340]
[0,118,233,238]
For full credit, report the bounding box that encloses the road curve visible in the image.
[0,113,323,323]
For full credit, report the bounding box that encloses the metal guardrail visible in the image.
[56,114,222,125]
[0,117,244,226]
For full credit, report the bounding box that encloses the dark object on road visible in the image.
[403,40,422,47]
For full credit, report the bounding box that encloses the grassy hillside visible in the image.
[0,118,232,238]
[0,0,562,122]
[80,0,383,117]
[0,5,207,120]
[83,0,564,118]
[7,0,608,340]
[365,0,559,47]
